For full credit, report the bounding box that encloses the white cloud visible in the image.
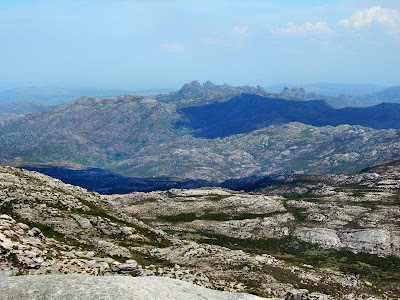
[339,6,400,37]
[160,43,185,53]
[271,22,335,39]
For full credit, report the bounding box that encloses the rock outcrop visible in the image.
[155,80,269,106]
[0,275,265,300]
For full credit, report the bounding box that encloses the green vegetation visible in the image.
[205,195,231,201]
[158,211,285,223]
[299,128,314,138]
[130,250,174,268]
[159,213,197,222]
[359,158,400,173]
[0,189,171,248]
[282,192,325,203]
[171,231,400,282]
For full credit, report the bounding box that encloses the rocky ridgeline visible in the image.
[155,80,269,107]
[1,166,394,298]
[279,87,358,108]
[107,122,400,181]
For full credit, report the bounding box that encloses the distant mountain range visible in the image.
[267,82,387,96]
[1,81,399,115]
[0,86,174,105]
[0,89,399,181]
[277,86,400,108]
[278,87,358,108]
[356,86,400,105]
[0,100,56,120]
[158,81,400,108]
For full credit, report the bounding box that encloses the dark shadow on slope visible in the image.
[21,166,217,194]
[19,165,298,195]
[178,94,400,138]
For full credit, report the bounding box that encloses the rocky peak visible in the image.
[180,80,203,92]
[279,87,359,108]
[155,81,269,104]
[203,80,218,90]
[281,87,308,99]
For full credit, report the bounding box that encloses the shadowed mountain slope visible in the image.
[179,94,400,138]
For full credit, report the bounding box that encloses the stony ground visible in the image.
[1,164,399,299]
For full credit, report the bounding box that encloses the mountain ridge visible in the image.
[0,93,399,181]
[155,80,269,107]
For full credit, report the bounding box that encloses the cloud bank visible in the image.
[339,6,400,37]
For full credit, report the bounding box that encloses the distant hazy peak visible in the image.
[278,87,361,108]
[281,87,308,98]
[203,80,218,89]
[155,80,269,104]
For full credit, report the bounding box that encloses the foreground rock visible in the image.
[0,275,265,300]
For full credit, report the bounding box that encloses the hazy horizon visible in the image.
[1,0,400,90]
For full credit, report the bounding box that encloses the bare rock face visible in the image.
[294,228,400,256]
[0,275,266,300]
[294,228,341,248]
[339,229,393,253]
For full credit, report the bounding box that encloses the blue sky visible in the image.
[0,0,399,89]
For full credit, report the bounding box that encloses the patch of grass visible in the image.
[352,200,399,209]
[205,195,231,201]
[359,158,400,173]
[343,220,365,229]
[1,195,171,248]
[282,193,305,200]
[196,213,231,221]
[352,190,366,197]
[283,204,307,222]
[130,250,174,268]
[76,198,171,247]
[170,230,400,285]
[299,128,314,138]
[243,287,275,298]
[159,211,285,223]
[282,192,325,203]
[159,213,197,223]
[133,198,159,205]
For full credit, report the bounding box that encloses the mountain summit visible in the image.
[155,80,269,105]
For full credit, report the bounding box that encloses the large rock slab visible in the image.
[0,275,266,300]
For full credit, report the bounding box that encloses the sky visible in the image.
[0,0,399,90]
